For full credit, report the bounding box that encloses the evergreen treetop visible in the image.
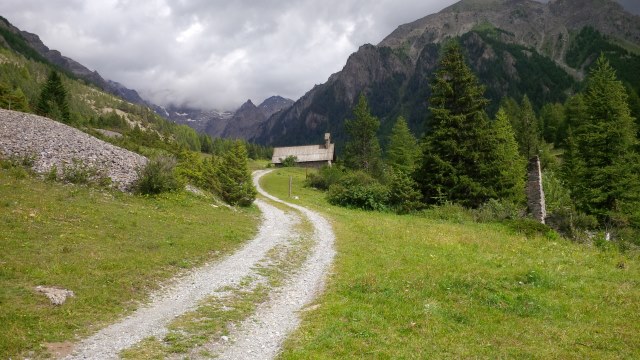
[417,42,501,208]
[571,54,640,222]
[343,94,382,175]
[386,116,419,174]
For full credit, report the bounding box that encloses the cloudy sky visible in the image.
[1,0,638,111]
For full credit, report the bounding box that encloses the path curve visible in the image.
[65,169,335,359]
[214,170,336,359]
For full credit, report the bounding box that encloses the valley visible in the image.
[2,0,640,358]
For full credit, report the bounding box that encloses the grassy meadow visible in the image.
[0,166,259,358]
[261,168,640,359]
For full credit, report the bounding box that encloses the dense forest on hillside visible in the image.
[307,38,640,248]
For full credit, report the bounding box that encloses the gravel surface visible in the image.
[64,169,336,359]
[0,109,146,190]
[212,170,336,360]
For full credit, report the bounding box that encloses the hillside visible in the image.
[252,0,640,149]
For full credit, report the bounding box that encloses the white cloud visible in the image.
[0,1,468,110]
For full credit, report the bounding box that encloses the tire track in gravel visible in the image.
[210,169,336,360]
[65,170,335,359]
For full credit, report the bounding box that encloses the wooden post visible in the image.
[289,176,292,198]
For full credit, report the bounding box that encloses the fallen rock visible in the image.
[35,286,75,305]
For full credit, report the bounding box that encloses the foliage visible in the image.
[218,141,256,207]
[387,169,422,214]
[474,198,526,223]
[386,116,419,174]
[542,170,572,215]
[416,41,518,208]
[281,155,298,167]
[61,158,105,185]
[343,94,382,175]
[36,70,70,122]
[174,151,219,193]
[0,81,30,112]
[327,171,389,211]
[514,95,541,159]
[490,108,526,203]
[305,165,345,190]
[570,55,640,223]
[136,156,183,195]
[539,102,565,146]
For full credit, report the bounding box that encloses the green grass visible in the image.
[0,168,259,358]
[261,168,640,359]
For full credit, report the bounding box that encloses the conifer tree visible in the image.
[515,95,540,159]
[36,70,70,122]
[218,141,256,207]
[573,54,640,222]
[386,116,419,174]
[490,108,526,203]
[539,102,565,146]
[343,94,382,174]
[416,42,502,208]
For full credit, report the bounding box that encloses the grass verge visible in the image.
[0,166,259,358]
[262,168,640,359]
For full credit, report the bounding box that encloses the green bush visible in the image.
[504,218,555,238]
[62,159,100,185]
[545,207,598,242]
[305,165,345,190]
[474,199,525,222]
[420,202,475,223]
[281,155,297,167]
[388,169,422,214]
[327,171,389,211]
[136,156,183,195]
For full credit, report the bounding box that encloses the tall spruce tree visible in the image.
[386,116,419,174]
[491,108,526,203]
[416,42,506,208]
[573,54,640,222]
[36,70,70,122]
[516,95,541,159]
[218,141,256,207]
[343,94,382,174]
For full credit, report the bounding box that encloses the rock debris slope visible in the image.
[0,109,147,190]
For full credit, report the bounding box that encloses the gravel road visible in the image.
[65,169,335,359]
[213,170,336,359]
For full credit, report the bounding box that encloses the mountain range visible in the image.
[2,0,640,149]
[251,0,640,149]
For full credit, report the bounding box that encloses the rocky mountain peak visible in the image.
[258,96,295,118]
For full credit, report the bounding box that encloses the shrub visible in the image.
[62,159,99,185]
[45,165,58,182]
[281,155,297,167]
[420,202,474,223]
[545,207,598,242]
[327,171,389,211]
[504,218,554,238]
[388,169,422,214]
[306,165,345,190]
[474,199,526,222]
[136,156,183,195]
